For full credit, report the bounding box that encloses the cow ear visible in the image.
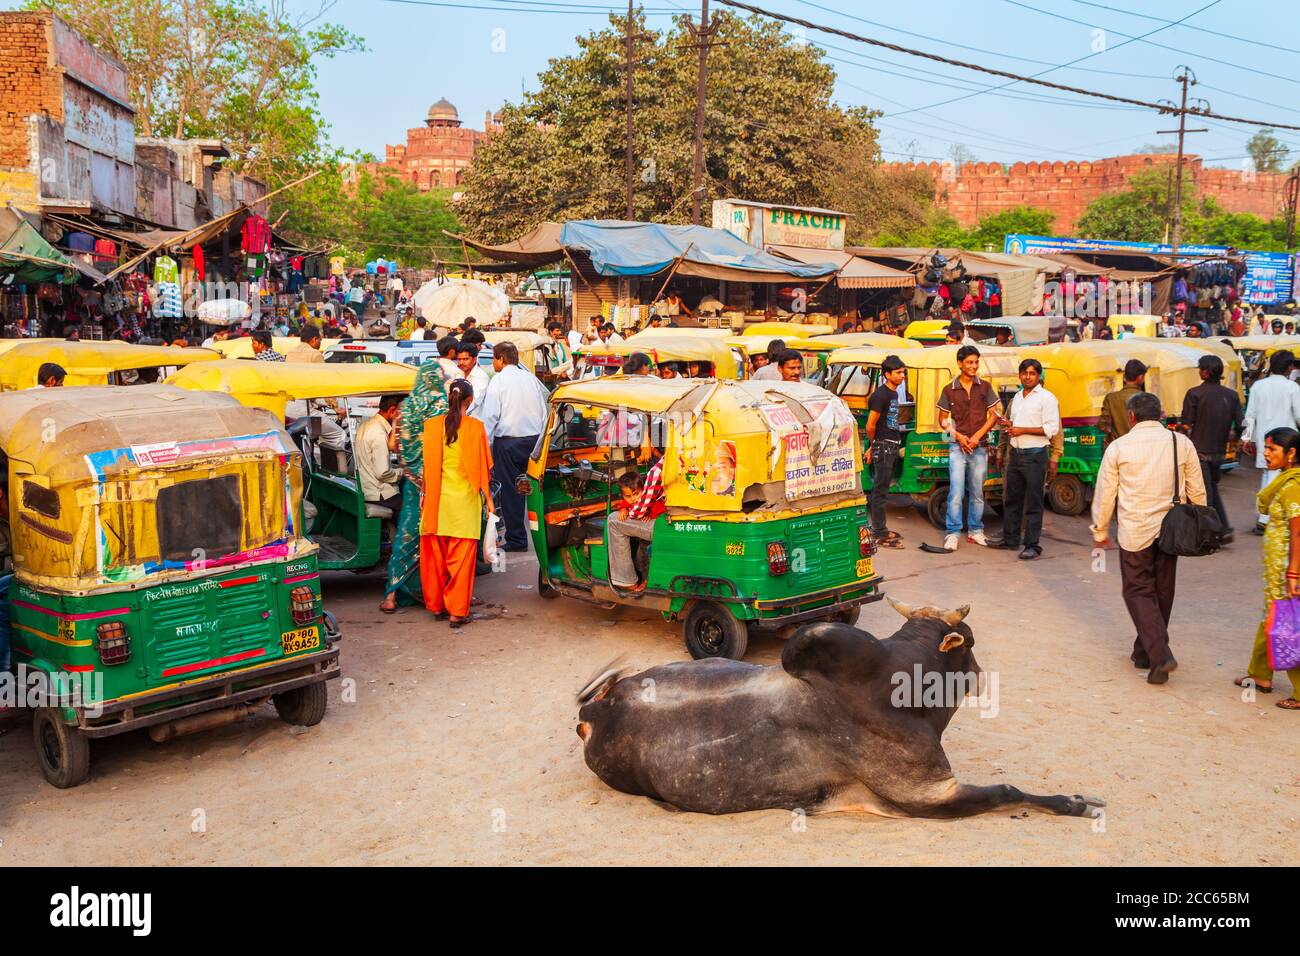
[939,632,965,653]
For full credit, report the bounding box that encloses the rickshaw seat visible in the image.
[365,503,393,519]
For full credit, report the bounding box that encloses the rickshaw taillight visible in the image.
[859,525,876,557]
[766,541,789,576]
[290,585,319,626]
[96,621,131,665]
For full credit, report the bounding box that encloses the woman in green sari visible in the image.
[380,361,448,612]
[1236,426,1300,709]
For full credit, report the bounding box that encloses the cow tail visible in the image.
[576,658,628,706]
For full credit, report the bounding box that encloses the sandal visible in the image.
[876,532,905,549]
[449,613,476,629]
[1277,698,1300,710]
[1235,675,1273,693]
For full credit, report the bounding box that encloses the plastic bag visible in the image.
[484,513,502,567]
[1266,598,1300,671]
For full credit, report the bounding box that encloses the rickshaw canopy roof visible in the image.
[0,384,286,479]
[966,315,1050,344]
[550,376,712,414]
[625,326,731,341]
[810,332,922,349]
[166,359,417,416]
[208,336,301,359]
[578,335,740,376]
[483,329,551,349]
[1107,314,1160,335]
[0,341,220,390]
[903,319,951,341]
[1222,335,1300,352]
[742,321,836,338]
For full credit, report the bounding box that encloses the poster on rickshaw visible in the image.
[758,401,858,499]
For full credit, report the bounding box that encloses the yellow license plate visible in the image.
[280,626,320,654]
[856,557,873,578]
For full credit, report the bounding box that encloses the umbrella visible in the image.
[413,277,510,327]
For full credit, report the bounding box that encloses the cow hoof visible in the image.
[1081,794,1106,808]
[1066,794,1106,816]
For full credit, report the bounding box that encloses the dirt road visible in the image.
[1,465,1295,865]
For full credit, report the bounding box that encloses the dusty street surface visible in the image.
[1,464,1295,866]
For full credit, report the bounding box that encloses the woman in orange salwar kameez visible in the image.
[420,378,494,628]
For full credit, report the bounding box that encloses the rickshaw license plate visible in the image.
[856,558,873,578]
[281,627,320,654]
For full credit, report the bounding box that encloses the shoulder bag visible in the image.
[1157,431,1224,556]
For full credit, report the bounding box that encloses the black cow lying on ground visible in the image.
[576,599,1104,820]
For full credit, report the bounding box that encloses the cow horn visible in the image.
[886,596,918,620]
[940,605,971,627]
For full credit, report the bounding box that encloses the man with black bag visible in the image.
[1090,392,1208,684]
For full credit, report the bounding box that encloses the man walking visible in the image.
[1000,358,1061,560]
[936,345,1000,550]
[1180,354,1243,541]
[480,342,549,552]
[865,355,907,548]
[1243,350,1300,533]
[1091,392,1206,684]
[1099,359,1146,443]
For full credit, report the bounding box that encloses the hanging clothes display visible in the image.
[154,255,179,285]
[92,238,117,267]
[192,244,205,282]
[241,214,271,255]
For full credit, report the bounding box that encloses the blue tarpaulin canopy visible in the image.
[558,220,837,283]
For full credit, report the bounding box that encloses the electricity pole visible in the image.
[1157,66,1208,259]
[688,0,719,224]
[625,0,635,220]
[1285,171,1299,251]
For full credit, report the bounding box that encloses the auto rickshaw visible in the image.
[577,335,742,380]
[0,340,220,390]
[726,334,840,382]
[1221,335,1300,392]
[625,327,731,341]
[166,360,418,571]
[965,316,1050,346]
[823,345,1022,528]
[810,332,922,350]
[902,319,952,346]
[742,321,836,339]
[1016,339,1244,514]
[208,335,301,359]
[1106,314,1159,338]
[0,385,339,787]
[521,378,882,660]
[483,329,557,381]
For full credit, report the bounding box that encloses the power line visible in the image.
[1005,0,1300,89]
[1068,0,1300,57]
[713,0,1300,132]
[884,0,1224,118]
[380,0,682,14]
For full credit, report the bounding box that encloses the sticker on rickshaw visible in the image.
[725,541,745,556]
[280,626,320,654]
[856,557,873,578]
[1079,434,1097,445]
[131,442,182,466]
[57,619,76,642]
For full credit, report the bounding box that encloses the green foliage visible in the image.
[458,10,880,242]
[1246,128,1290,174]
[962,206,1055,251]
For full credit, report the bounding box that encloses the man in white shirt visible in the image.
[1242,348,1300,531]
[355,395,404,516]
[344,311,365,339]
[455,341,491,418]
[1091,391,1206,684]
[998,358,1060,559]
[750,339,785,381]
[409,317,429,341]
[545,321,574,381]
[480,341,550,552]
[596,322,623,346]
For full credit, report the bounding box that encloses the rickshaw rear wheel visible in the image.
[1047,474,1087,516]
[33,708,89,789]
[918,485,949,530]
[274,682,328,727]
[683,602,748,661]
[538,568,559,599]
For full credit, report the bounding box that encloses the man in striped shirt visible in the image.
[251,330,285,361]
[608,449,665,593]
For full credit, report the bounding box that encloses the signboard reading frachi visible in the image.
[713,199,847,251]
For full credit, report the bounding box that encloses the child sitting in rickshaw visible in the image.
[609,452,666,594]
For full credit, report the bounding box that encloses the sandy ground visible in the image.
[0,463,1296,866]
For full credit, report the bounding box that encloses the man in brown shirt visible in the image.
[1099,359,1146,442]
[936,345,1001,550]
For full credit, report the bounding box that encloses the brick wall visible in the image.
[885,153,1292,233]
[0,12,61,170]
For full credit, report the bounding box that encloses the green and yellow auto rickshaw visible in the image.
[0,340,220,391]
[823,345,1025,528]
[166,360,418,572]
[577,335,743,380]
[520,377,882,660]
[1,385,339,788]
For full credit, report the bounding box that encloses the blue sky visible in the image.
[294,0,1299,170]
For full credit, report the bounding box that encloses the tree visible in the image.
[1075,167,1209,243]
[26,0,363,217]
[457,10,881,242]
[963,206,1055,251]
[1246,128,1290,173]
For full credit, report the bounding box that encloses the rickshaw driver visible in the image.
[609,442,666,594]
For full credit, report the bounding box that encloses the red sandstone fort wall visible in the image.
[884,153,1291,233]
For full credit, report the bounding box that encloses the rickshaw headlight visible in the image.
[766,541,789,576]
[859,525,876,557]
[290,585,319,626]
[96,621,131,665]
